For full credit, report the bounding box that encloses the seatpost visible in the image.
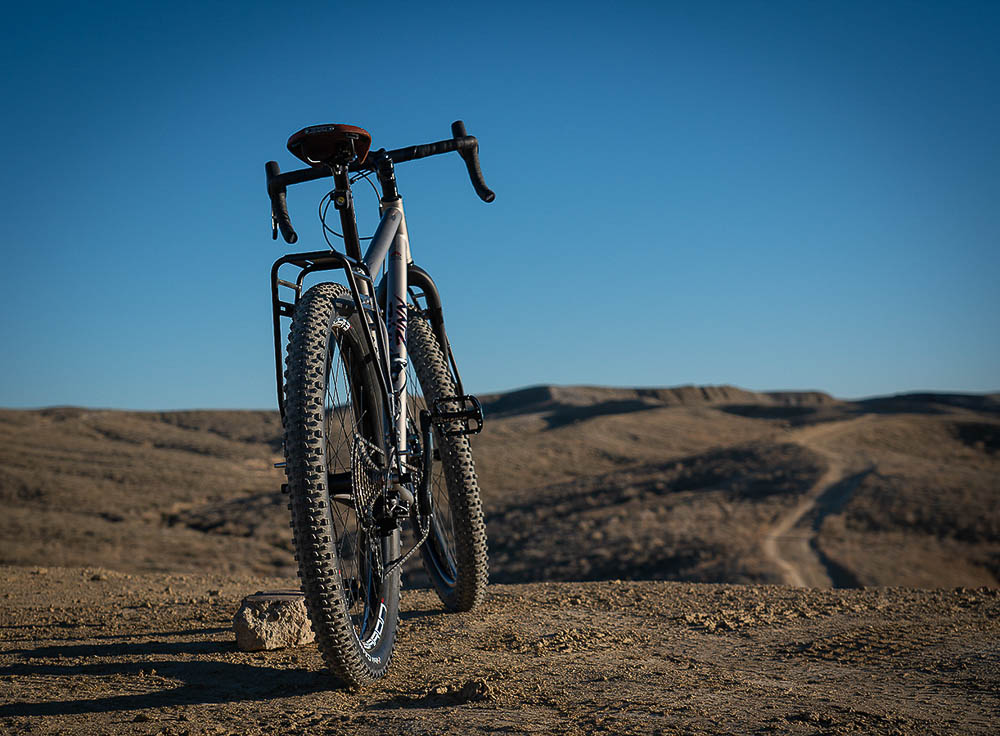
[330,164,364,262]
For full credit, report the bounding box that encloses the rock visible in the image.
[459,678,494,701]
[233,591,315,651]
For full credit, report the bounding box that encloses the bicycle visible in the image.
[264,121,493,687]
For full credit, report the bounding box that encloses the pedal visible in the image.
[431,394,484,437]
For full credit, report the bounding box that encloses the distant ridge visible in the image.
[479,384,840,419]
[857,392,1000,415]
[6,385,997,420]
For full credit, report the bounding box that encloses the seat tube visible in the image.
[385,198,410,468]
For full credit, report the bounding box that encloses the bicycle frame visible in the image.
[270,196,470,486]
[269,208,406,472]
[268,127,488,487]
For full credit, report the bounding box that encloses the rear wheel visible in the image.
[283,283,400,687]
[406,310,488,611]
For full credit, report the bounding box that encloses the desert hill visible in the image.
[1,384,997,589]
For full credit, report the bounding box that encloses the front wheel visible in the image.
[407,311,489,611]
[283,282,400,687]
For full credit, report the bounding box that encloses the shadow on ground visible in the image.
[0,630,333,718]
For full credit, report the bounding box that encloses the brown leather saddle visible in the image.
[286,123,372,166]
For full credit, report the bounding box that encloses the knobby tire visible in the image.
[407,310,489,611]
[283,283,400,687]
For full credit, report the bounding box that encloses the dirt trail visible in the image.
[2,566,999,735]
[762,417,872,587]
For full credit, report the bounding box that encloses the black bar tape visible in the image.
[265,161,298,244]
[385,138,460,164]
[341,121,496,203]
[451,121,495,203]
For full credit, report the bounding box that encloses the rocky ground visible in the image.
[1,566,998,735]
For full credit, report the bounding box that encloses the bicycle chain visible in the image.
[380,451,432,579]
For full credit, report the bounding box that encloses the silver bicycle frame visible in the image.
[361,199,410,471]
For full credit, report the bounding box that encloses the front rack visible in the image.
[270,250,391,422]
[271,253,486,441]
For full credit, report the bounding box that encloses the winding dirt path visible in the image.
[762,417,872,587]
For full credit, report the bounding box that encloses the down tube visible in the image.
[385,201,410,468]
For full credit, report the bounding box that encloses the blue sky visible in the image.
[1,0,997,409]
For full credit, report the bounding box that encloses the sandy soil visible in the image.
[2,566,999,735]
